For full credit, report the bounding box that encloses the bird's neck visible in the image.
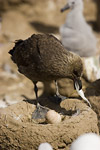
[69,5,83,16]
[65,5,85,29]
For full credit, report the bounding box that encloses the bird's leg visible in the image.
[32,82,49,120]
[55,80,60,96]
[34,81,39,105]
[55,80,66,101]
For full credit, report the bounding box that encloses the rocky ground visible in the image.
[0,0,100,149]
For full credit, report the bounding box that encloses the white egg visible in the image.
[38,142,53,150]
[70,133,100,150]
[46,110,61,124]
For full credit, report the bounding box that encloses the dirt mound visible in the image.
[0,98,99,150]
[85,79,100,133]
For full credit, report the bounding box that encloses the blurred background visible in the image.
[0,0,100,107]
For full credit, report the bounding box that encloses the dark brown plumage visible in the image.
[9,34,83,81]
[9,34,83,119]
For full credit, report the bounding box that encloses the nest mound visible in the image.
[0,98,98,150]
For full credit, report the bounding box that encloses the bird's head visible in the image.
[61,0,83,12]
[67,52,83,90]
[72,65,83,91]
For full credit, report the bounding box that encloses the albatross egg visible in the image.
[46,110,61,124]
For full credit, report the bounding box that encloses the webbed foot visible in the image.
[32,103,49,119]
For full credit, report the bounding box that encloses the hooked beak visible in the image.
[61,4,70,12]
[74,78,82,90]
